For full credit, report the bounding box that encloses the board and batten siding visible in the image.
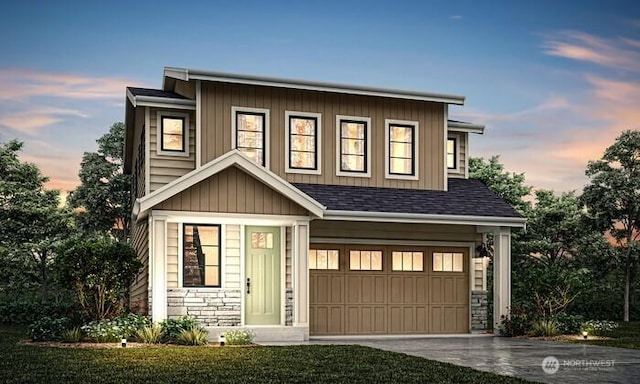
[154,166,308,215]
[129,220,149,313]
[165,223,241,289]
[310,221,481,243]
[149,107,196,192]
[448,132,467,179]
[200,82,445,190]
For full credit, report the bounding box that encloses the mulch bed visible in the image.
[18,340,232,348]
[518,334,611,341]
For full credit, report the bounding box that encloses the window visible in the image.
[309,249,339,270]
[433,252,464,272]
[349,250,383,270]
[385,119,418,179]
[183,224,221,287]
[285,111,321,174]
[392,251,423,271]
[157,111,190,156]
[232,107,270,166]
[336,115,371,177]
[251,232,274,249]
[447,138,457,170]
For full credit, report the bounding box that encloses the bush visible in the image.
[136,323,164,344]
[530,319,559,337]
[497,306,531,336]
[161,316,199,342]
[223,329,255,345]
[553,313,584,334]
[83,313,151,343]
[28,317,70,341]
[176,327,209,346]
[0,294,82,325]
[582,320,619,336]
[61,327,83,343]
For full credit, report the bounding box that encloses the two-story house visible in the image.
[123,67,524,341]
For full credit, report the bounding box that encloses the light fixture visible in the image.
[121,338,127,348]
[219,334,225,347]
[582,331,588,340]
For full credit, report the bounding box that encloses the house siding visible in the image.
[154,166,309,215]
[129,220,149,313]
[200,82,445,190]
[149,107,196,192]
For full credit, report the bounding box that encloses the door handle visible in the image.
[246,278,251,294]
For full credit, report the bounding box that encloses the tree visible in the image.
[68,122,131,242]
[0,140,71,302]
[582,130,640,322]
[469,156,532,215]
[54,238,141,320]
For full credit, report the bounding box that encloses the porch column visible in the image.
[493,226,511,328]
[292,221,309,333]
[151,215,168,321]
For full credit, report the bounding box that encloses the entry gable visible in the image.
[134,150,326,220]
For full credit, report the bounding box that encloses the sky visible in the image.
[1,0,639,194]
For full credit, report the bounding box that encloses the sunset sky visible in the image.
[1,0,639,194]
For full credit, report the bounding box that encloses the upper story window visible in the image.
[447,138,457,170]
[183,224,221,287]
[285,111,321,174]
[336,115,371,177]
[232,106,270,167]
[157,111,190,156]
[385,119,419,180]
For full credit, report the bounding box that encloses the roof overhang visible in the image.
[133,150,327,222]
[126,88,196,110]
[323,210,526,228]
[163,67,466,105]
[447,120,485,134]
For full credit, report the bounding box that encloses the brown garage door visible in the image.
[310,244,469,335]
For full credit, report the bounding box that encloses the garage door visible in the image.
[309,244,469,335]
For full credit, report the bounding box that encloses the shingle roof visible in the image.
[293,179,522,218]
[127,87,190,100]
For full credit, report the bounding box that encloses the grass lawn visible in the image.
[566,321,640,350]
[0,326,531,383]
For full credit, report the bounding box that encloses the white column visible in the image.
[493,226,511,329]
[151,216,168,321]
[292,222,309,335]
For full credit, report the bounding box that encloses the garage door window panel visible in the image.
[309,249,339,270]
[350,250,382,271]
[433,252,464,272]
[392,251,423,271]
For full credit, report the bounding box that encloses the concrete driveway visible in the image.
[263,336,640,383]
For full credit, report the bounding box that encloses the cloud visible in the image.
[542,31,640,72]
[0,107,89,134]
[0,68,140,101]
[449,15,462,21]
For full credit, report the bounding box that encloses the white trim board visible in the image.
[323,210,526,227]
[127,88,196,110]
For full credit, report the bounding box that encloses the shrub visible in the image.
[0,294,82,325]
[223,329,255,345]
[497,306,531,336]
[28,317,70,341]
[582,320,619,336]
[553,313,584,334]
[161,316,199,342]
[176,327,209,346]
[61,327,83,343]
[83,313,151,343]
[136,323,164,344]
[530,319,559,337]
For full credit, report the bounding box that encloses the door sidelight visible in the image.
[246,278,251,294]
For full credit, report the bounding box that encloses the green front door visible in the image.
[245,226,281,325]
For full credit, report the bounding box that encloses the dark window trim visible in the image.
[339,118,368,173]
[235,111,266,166]
[288,115,318,170]
[182,223,222,288]
[388,123,416,176]
[160,116,186,153]
[447,137,457,170]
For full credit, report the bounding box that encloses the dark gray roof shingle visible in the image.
[128,87,190,100]
[293,179,522,218]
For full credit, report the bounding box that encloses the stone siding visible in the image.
[285,288,293,326]
[471,290,488,330]
[167,288,241,327]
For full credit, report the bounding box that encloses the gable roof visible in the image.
[133,150,326,221]
[293,179,525,227]
[164,67,466,105]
